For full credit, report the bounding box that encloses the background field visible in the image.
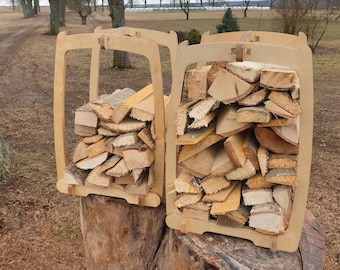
[0,7,339,269]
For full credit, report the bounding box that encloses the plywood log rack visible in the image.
[53,28,178,207]
[165,33,314,252]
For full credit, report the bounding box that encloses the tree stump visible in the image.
[80,195,324,270]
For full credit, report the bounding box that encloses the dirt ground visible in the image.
[0,7,339,270]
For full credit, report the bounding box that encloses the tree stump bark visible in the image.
[80,195,324,270]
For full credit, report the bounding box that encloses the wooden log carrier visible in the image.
[54,30,324,269]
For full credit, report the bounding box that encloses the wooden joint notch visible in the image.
[270,235,278,252]
[138,195,145,207]
[67,184,76,197]
[180,216,189,234]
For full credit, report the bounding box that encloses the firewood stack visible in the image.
[174,61,301,235]
[70,84,167,197]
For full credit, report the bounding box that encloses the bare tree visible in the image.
[243,0,250,17]
[48,0,59,35]
[108,0,129,69]
[21,0,35,18]
[179,0,190,20]
[67,0,92,25]
[59,0,66,26]
[275,0,339,51]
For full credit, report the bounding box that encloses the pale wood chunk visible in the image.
[73,141,88,163]
[188,97,219,121]
[268,154,297,170]
[207,61,228,84]
[237,88,267,106]
[86,165,113,187]
[246,173,274,189]
[211,147,235,177]
[202,181,238,203]
[86,138,109,159]
[112,146,124,157]
[184,65,211,100]
[88,103,114,121]
[242,129,260,171]
[100,155,121,171]
[182,206,210,222]
[225,159,256,181]
[76,152,108,170]
[74,103,98,128]
[175,192,203,208]
[210,182,242,215]
[106,158,129,177]
[249,202,286,235]
[225,61,265,83]
[200,175,231,195]
[273,185,293,213]
[107,181,126,191]
[111,84,154,124]
[224,132,247,167]
[112,132,139,147]
[138,126,155,150]
[82,134,103,144]
[130,93,167,122]
[179,144,219,178]
[105,138,115,154]
[257,145,269,177]
[114,174,135,185]
[260,68,297,90]
[100,118,146,133]
[74,124,97,137]
[272,116,299,146]
[64,162,87,185]
[187,111,217,129]
[264,100,296,118]
[97,127,119,137]
[175,124,216,145]
[131,168,144,183]
[257,117,291,128]
[242,188,273,206]
[216,104,252,137]
[236,106,271,123]
[266,168,298,186]
[268,91,300,117]
[208,69,258,104]
[122,145,154,170]
[254,126,299,154]
[176,100,197,136]
[225,204,250,225]
[174,171,200,194]
[125,169,152,195]
[178,134,223,163]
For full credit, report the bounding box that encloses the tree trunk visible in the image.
[80,195,325,270]
[59,0,66,27]
[21,0,35,18]
[80,195,166,270]
[49,0,59,35]
[108,0,129,69]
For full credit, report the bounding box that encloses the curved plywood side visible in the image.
[200,31,307,48]
[54,30,166,207]
[165,40,313,251]
[198,31,307,67]
[90,26,178,100]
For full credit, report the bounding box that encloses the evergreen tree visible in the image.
[216,8,240,33]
